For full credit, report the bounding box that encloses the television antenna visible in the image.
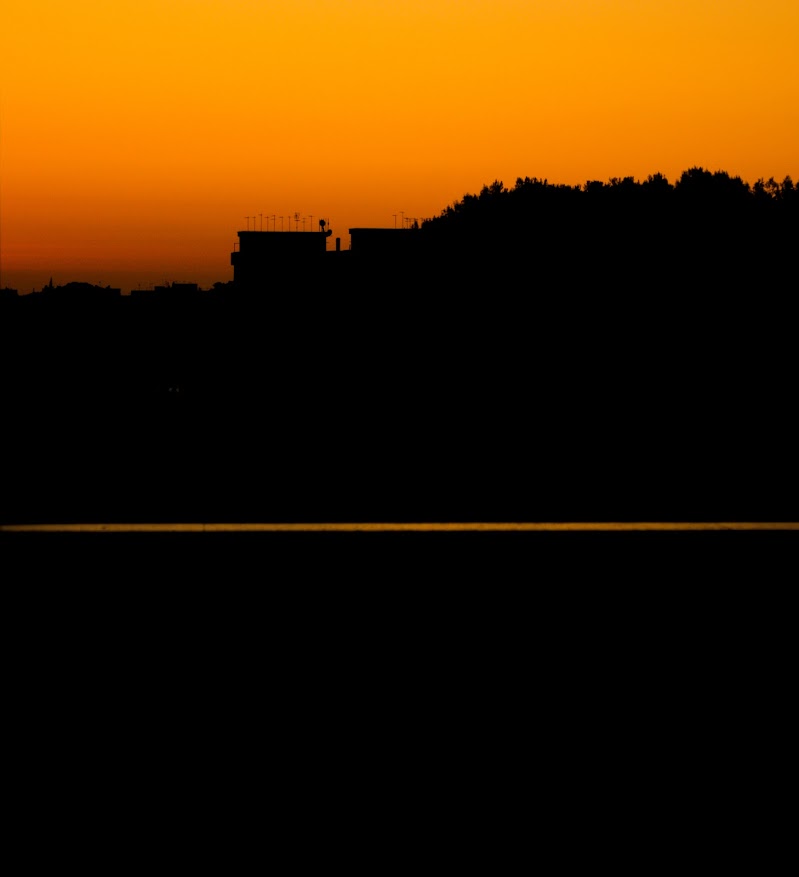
[294,212,300,231]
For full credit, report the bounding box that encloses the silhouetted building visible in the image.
[38,281,121,301]
[129,282,208,302]
[349,227,421,260]
[231,228,331,287]
[154,282,201,299]
[228,221,429,288]
[1,287,19,299]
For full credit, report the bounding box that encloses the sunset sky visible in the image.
[2,0,797,293]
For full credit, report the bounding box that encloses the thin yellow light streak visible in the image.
[1,523,798,533]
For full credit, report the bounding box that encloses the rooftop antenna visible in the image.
[294,212,300,231]
[393,214,397,228]
[280,216,284,231]
[259,213,263,231]
[309,214,314,231]
[245,216,250,231]
[400,210,405,228]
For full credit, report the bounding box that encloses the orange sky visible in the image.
[2,0,797,292]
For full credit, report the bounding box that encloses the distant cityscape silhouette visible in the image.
[2,166,796,525]
[2,166,795,298]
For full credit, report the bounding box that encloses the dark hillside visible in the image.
[2,168,796,524]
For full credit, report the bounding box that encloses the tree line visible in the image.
[414,166,797,286]
[422,167,797,229]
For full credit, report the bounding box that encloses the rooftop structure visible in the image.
[348,227,421,260]
[231,222,332,287]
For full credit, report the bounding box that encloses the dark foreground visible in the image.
[3,256,795,877]
[2,277,797,526]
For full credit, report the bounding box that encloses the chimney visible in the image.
[335,237,341,252]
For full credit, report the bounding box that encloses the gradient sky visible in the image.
[2,0,797,292]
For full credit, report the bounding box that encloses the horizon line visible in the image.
[2,522,798,533]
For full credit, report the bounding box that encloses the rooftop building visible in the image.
[231,222,332,287]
